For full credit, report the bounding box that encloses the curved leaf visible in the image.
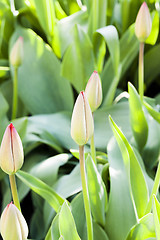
[16,170,65,212]
[59,201,81,240]
[10,27,73,114]
[128,82,148,150]
[109,116,149,219]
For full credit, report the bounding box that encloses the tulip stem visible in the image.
[145,160,160,214]
[79,145,93,240]
[9,174,21,211]
[12,67,18,120]
[138,42,144,102]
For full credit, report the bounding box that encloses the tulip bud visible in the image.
[85,71,102,112]
[10,37,23,67]
[135,2,152,42]
[0,202,28,240]
[71,91,94,146]
[0,123,24,175]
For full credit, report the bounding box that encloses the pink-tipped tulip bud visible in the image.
[85,71,102,112]
[0,123,24,175]
[71,91,94,146]
[135,2,152,42]
[10,37,23,67]
[0,202,28,240]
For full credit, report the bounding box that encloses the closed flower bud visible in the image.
[85,71,102,112]
[10,37,23,67]
[0,123,24,175]
[135,2,152,42]
[0,202,28,240]
[71,91,94,146]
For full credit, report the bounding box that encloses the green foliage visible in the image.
[0,0,160,240]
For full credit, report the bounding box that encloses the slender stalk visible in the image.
[79,145,93,240]
[138,42,144,102]
[9,174,21,211]
[145,160,160,214]
[12,67,18,120]
[90,114,96,164]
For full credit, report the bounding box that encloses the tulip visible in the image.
[135,2,152,42]
[0,202,28,240]
[10,37,23,68]
[0,123,24,175]
[85,71,102,112]
[71,91,94,146]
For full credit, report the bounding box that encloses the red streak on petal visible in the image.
[93,70,98,73]
[9,123,14,130]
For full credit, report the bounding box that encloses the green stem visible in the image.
[145,160,160,214]
[79,145,93,240]
[12,67,18,120]
[9,174,21,211]
[138,42,144,102]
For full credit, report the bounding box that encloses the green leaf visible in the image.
[45,214,60,240]
[0,66,9,78]
[30,154,71,186]
[144,101,160,124]
[10,27,73,114]
[128,82,148,150]
[96,25,120,77]
[153,195,160,239]
[16,170,65,212]
[28,0,55,39]
[126,213,156,240]
[88,0,107,37]
[61,24,95,92]
[59,201,81,240]
[105,138,136,240]
[144,44,160,87]
[102,24,139,106]
[109,116,149,219]
[71,193,109,240]
[146,11,159,45]
[86,154,107,226]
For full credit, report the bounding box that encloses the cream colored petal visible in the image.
[85,71,102,112]
[11,126,24,172]
[0,125,14,174]
[0,203,23,240]
[71,93,86,145]
[15,206,29,239]
[83,93,94,142]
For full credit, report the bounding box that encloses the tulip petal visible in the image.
[11,125,24,173]
[0,125,14,174]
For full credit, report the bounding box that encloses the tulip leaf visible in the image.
[109,116,149,219]
[71,193,109,240]
[153,195,160,239]
[16,170,65,212]
[146,11,159,45]
[86,154,107,226]
[28,0,55,39]
[88,0,107,37]
[144,101,160,124]
[10,27,73,115]
[105,138,136,240]
[45,214,60,240]
[128,82,148,150]
[102,24,139,106]
[96,25,120,77]
[126,213,156,239]
[59,201,81,240]
[61,24,95,92]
